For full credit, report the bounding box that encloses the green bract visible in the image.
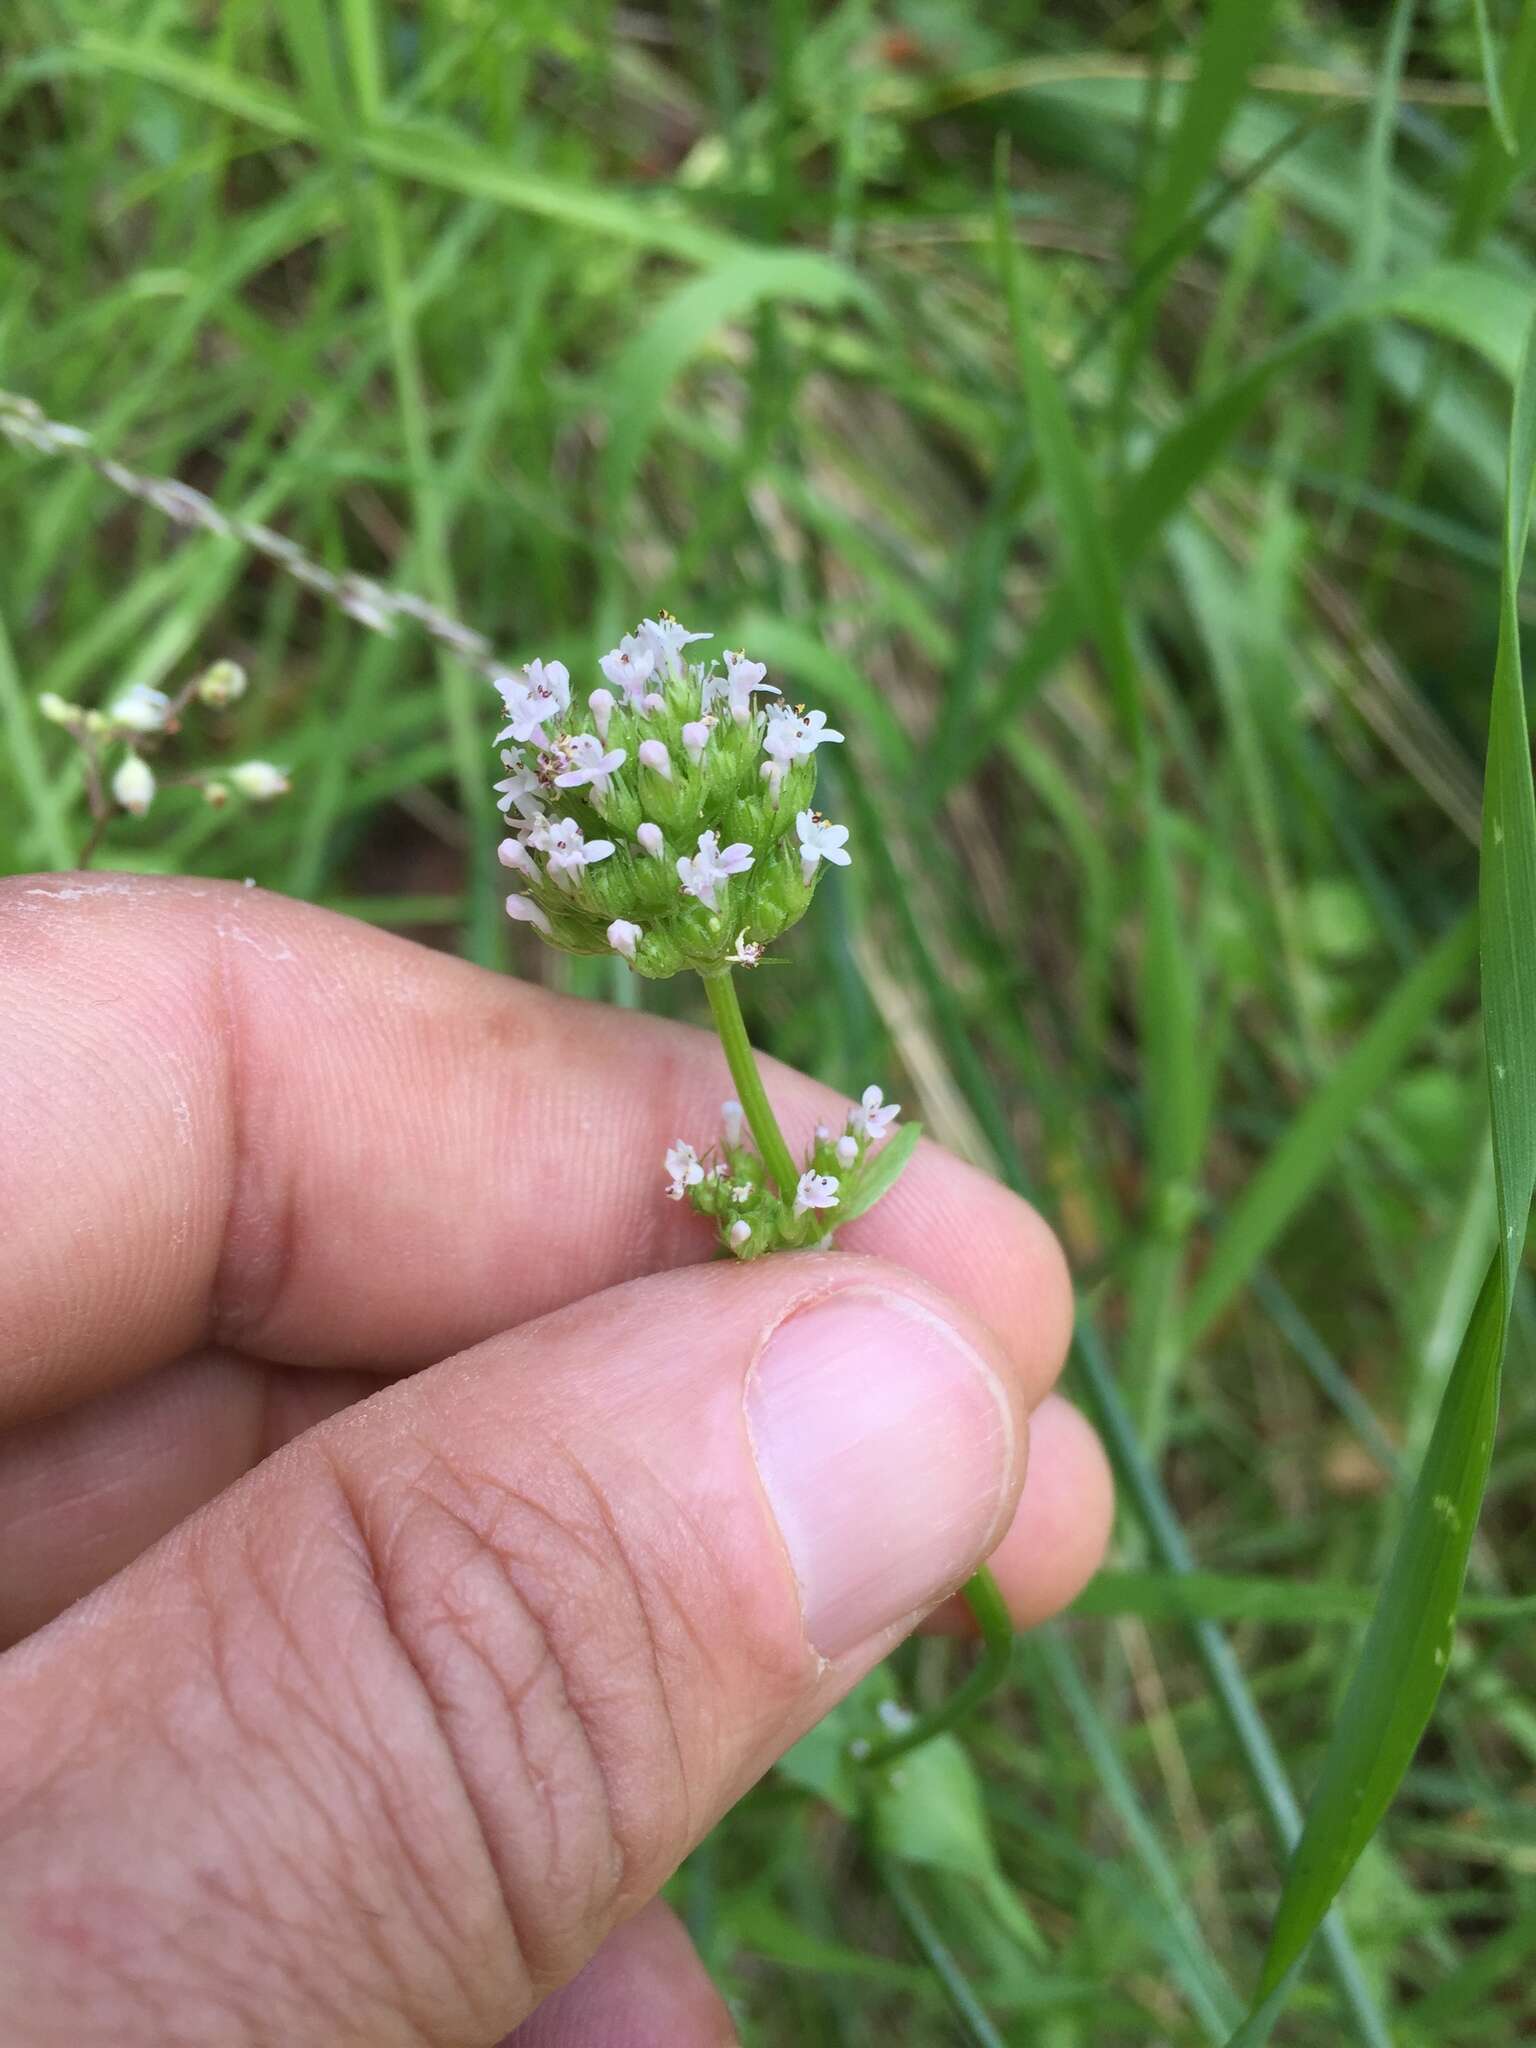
[492,618,848,979]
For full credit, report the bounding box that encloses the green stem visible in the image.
[858,1567,1014,1767]
[701,968,801,1199]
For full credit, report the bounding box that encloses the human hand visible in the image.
[0,875,1111,2046]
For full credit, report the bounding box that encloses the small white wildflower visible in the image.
[543,818,615,889]
[638,738,672,782]
[681,719,710,766]
[111,753,156,816]
[495,658,571,744]
[665,1141,706,1200]
[722,650,778,726]
[608,919,642,962]
[228,760,290,801]
[849,1084,901,1143]
[677,830,754,910]
[636,821,665,858]
[494,751,544,818]
[732,1183,752,1205]
[727,930,764,966]
[722,1100,745,1148]
[109,682,172,733]
[794,1171,841,1217]
[196,659,247,708]
[588,687,616,741]
[639,615,711,682]
[505,894,552,936]
[729,1220,752,1249]
[796,809,852,884]
[599,635,656,702]
[765,705,844,765]
[554,732,627,799]
[498,836,535,875]
[835,1135,859,1169]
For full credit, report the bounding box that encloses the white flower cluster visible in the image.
[492,616,852,978]
[668,1085,904,1260]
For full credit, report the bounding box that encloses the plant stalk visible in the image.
[701,967,801,1199]
[859,1567,1014,1767]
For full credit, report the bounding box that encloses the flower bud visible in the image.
[835,1135,859,1169]
[723,1100,745,1149]
[196,660,248,708]
[608,919,642,961]
[636,822,664,858]
[498,836,534,874]
[204,780,230,809]
[729,1220,751,1250]
[638,739,672,782]
[109,682,171,733]
[228,760,290,801]
[682,720,710,765]
[111,753,156,817]
[37,692,77,726]
[589,688,616,741]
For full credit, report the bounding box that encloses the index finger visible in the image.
[1,874,1071,1423]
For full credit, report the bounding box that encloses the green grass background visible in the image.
[3,2,1536,2041]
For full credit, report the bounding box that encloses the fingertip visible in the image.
[504,1901,736,2048]
[926,1394,1113,1635]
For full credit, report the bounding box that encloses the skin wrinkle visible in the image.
[331,1448,617,2004]
[196,1458,524,2043]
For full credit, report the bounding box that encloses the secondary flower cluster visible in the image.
[493,616,851,978]
[670,1086,903,1260]
[39,660,289,822]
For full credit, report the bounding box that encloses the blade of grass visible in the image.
[1183,910,1478,1347]
[1247,300,1536,2024]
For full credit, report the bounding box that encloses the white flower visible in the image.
[665,1141,706,1200]
[638,739,672,781]
[608,919,642,961]
[729,1220,752,1249]
[764,705,844,764]
[677,830,754,910]
[639,616,711,683]
[554,733,627,799]
[722,1100,745,1149]
[849,1084,900,1143]
[589,687,616,741]
[636,822,664,858]
[543,817,615,889]
[599,635,656,702]
[109,682,172,733]
[796,809,852,884]
[727,930,764,966]
[111,753,156,816]
[731,1183,752,1205]
[228,760,290,801]
[681,719,710,765]
[493,751,544,818]
[794,1171,841,1217]
[505,894,551,936]
[722,650,778,726]
[498,836,535,875]
[835,1135,859,1169]
[495,658,571,744]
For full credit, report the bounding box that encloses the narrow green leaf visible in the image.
[1184,911,1477,1346]
[1471,0,1518,156]
[1250,303,1536,2017]
[601,255,874,513]
[835,1122,923,1227]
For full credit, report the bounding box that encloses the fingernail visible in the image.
[746,1288,1017,1658]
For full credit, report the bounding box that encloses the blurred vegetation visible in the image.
[4,1,1536,2041]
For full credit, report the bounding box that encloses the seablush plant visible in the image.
[488,615,927,1264]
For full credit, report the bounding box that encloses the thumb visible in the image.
[0,1253,1035,2046]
